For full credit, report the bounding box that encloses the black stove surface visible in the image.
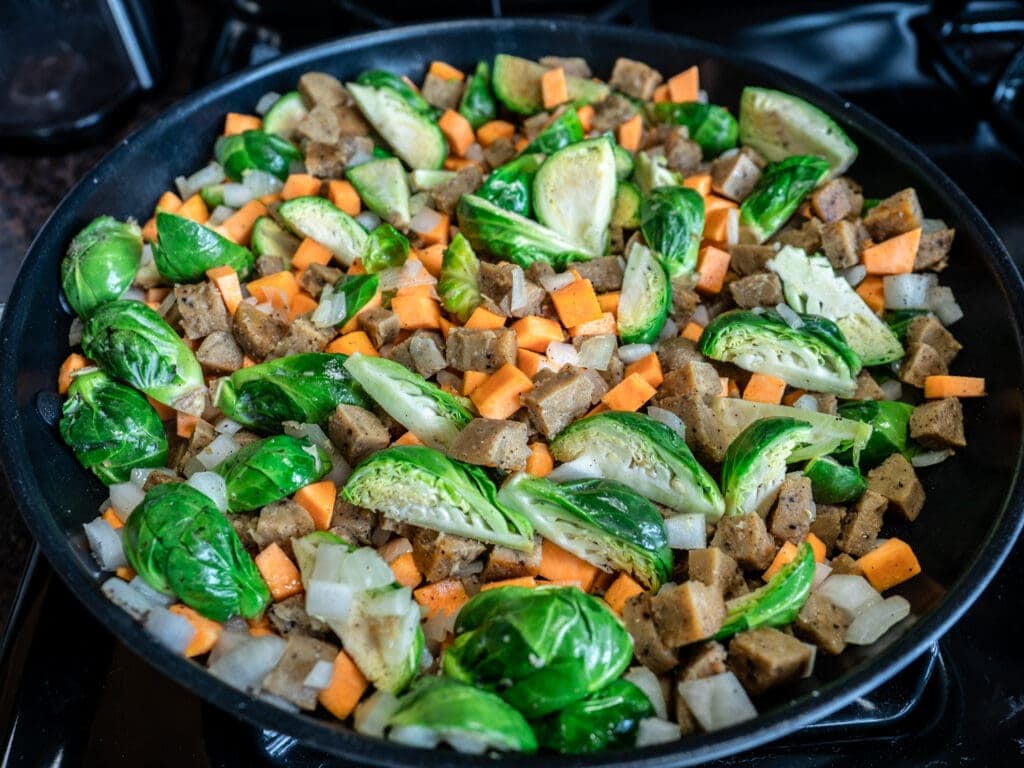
[2,3,1024,766]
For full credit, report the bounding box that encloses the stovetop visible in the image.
[2,2,1024,766]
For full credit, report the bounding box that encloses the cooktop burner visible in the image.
[2,2,1023,766]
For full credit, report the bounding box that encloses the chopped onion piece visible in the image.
[144,606,196,654]
[121,287,146,302]
[302,659,336,690]
[576,333,616,370]
[678,671,757,732]
[208,633,287,691]
[692,303,711,326]
[812,562,833,590]
[101,577,155,620]
[725,208,740,245]
[364,587,414,618]
[883,273,935,310]
[68,316,84,346]
[546,455,603,482]
[647,406,686,438]
[356,211,382,231]
[846,595,911,645]
[255,91,281,114]
[775,303,803,329]
[339,548,395,590]
[83,518,127,570]
[793,394,819,412]
[311,544,348,583]
[625,666,667,719]
[463,142,485,163]
[129,575,175,607]
[194,433,242,471]
[546,341,579,367]
[109,481,145,517]
[398,258,436,290]
[222,183,255,208]
[187,471,229,512]
[184,162,225,198]
[310,283,347,328]
[214,417,244,434]
[305,580,354,621]
[618,343,654,364]
[354,691,400,737]
[912,449,954,468]
[390,725,441,749]
[817,574,882,620]
[409,207,443,236]
[539,270,576,293]
[927,285,963,325]
[880,379,903,401]
[347,148,373,168]
[842,264,867,287]
[508,267,528,314]
[208,205,235,226]
[664,514,707,550]
[636,718,681,746]
[659,317,679,341]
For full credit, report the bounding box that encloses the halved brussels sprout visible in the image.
[803,456,867,503]
[355,69,439,118]
[640,186,705,279]
[214,129,301,181]
[459,61,498,130]
[438,232,482,322]
[498,474,672,589]
[617,242,670,345]
[739,155,831,243]
[837,400,915,465]
[342,445,534,550]
[721,417,814,517]
[362,223,410,273]
[699,309,862,396]
[532,678,653,754]
[310,273,380,329]
[477,154,544,218]
[549,411,725,520]
[442,585,633,718]
[215,434,331,512]
[633,152,681,197]
[346,159,412,231]
[650,101,738,156]
[523,107,585,154]
[61,216,142,318]
[152,212,255,283]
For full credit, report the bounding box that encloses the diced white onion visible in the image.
[354,691,401,737]
[546,455,602,482]
[222,183,255,208]
[842,265,867,287]
[883,273,935,310]
[398,258,437,291]
[174,175,190,200]
[816,574,882,620]
[327,455,353,486]
[194,433,242,473]
[347,148,373,168]
[208,205,236,226]
[377,537,413,564]
[129,575,175,607]
[912,449,954,468]
[636,718,681,746]
[255,91,281,115]
[881,379,903,401]
[846,595,911,645]
[692,303,711,326]
[812,562,833,589]
[725,208,740,246]
[390,725,441,749]
[409,207,443,236]
[121,287,146,302]
[539,271,576,293]
[101,577,155,620]
[187,471,229,512]
[364,587,414,618]
[576,334,616,371]
[546,341,579,368]
[83,518,127,570]
[356,211,382,231]
[625,666,667,719]
[647,406,686,438]
[144,606,196,655]
[214,417,244,434]
[209,634,287,691]
[444,733,489,755]
[184,162,225,199]
[241,169,283,197]
[311,283,347,328]
[68,316,84,346]
[775,303,803,329]
[339,548,395,590]
[423,609,453,644]
[678,671,757,732]
[793,394,819,412]
[109,481,146,517]
[509,268,528,314]
[302,659,336,690]
[927,285,963,325]
[463,142,485,163]
[618,343,653,364]
[664,513,707,550]
[659,317,679,341]
[311,544,348,583]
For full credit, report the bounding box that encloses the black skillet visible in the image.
[1,18,1022,768]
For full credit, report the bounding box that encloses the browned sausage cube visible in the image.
[431,166,483,216]
[809,504,846,553]
[670,281,702,324]
[196,330,244,374]
[659,361,721,400]
[712,151,762,202]
[407,331,447,379]
[728,273,783,309]
[727,627,812,695]
[521,366,594,438]
[910,397,966,449]
[810,178,862,223]
[175,282,230,340]
[773,218,823,253]
[299,263,343,299]
[359,308,401,348]
[421,72,464,111]
[898,342,947,388]
[411,528,487,582]
[483,537,542,582]
[852,370,886,400]
[268,594,330,639]
[261,634,339,710]
[863,187,923,241]
[445,327,517,373]
[330,498,376,547]
[296,103,343,144]
[255,254,287,279]
[729,243,778,276]
[328,405,390,465]
[820,219,863,270]
[539,56,592,78]
[591,94,637,133]
[905,315,961,366]
[794,592,850,655]
[303,141,349,179]
[572,256,624,293]
[687,547,744,598]
[652,581,726,648]
[253,499,315,556]
[711,514,777,571]
[769,474,814,544]
[622,592,679,674]
[653,392,730,464]
[836,489,887,556]
[609,57,663,100]
[483,137,517,169]
[812,393,838,415]
[298,72,347,108]
[449,418,530,471]
[866,454,926,521]
[915,227,955,271]
[830,553,864,576]
[665,132,703,175]
[656,337,704,372]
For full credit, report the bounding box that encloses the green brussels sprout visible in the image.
[884,309,930,342]
[362,224,410,274]
[438,232,482,322]
[458,61,498,130]
[277,196,367,267]
[499,474,672,589]
[523,107,585,154]
[310,274,380,329]
[342,445,534,549]
[739,155,831,243]
[617,242,670,345]
[261,91,308,140]
[768,246,903,366]
[215,434,332,512]
[711,397,873,464]
[152,212,255,283]
[456,194,594,270]
[633,151,681,197]
[612,141,634,181]
[715,542,815,640]
[650,101,739,156]
[640,186,705,279]
[346,158,411,230]
[81,300,206,416]
[214,353,369,433]
[213,130,302,181]
[355,69,440,118]
[490,54,609,115]
[837,400,915,465]
[803,456,867,503]
[442,585,633,718]
[61,216,142,318]
[476,154,544,218]
[250,215,300,262]
[343,354,473,450]
[699,309,862,396]
[532,679,654,754]
[611,181,642,229]
[549,411,725,520]
[59,370,168,485]
[721,417,815,517]
[388,677,538,754]
[124,483,270,621]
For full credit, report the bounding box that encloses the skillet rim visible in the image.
[1,17,1022,767]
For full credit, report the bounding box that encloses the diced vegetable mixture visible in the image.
[60,53,984,754]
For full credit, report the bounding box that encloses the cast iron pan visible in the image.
[1,19,1022,767]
